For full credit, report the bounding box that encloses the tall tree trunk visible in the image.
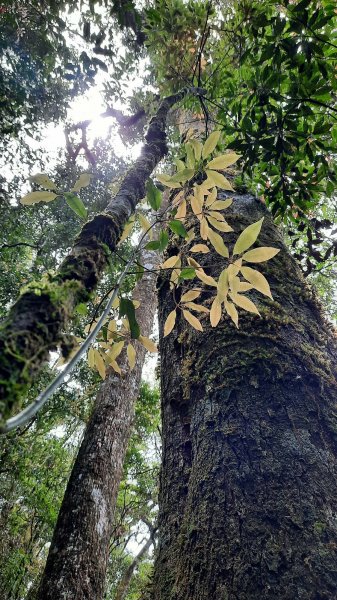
[37,242,160,600]
[151,192,337,599]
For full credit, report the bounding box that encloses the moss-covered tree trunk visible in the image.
[151,193,337,599]
[36,243,160,600]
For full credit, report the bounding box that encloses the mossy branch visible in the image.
[0,87,206,424]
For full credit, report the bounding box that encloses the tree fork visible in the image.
[151,193,337,600]
[0,87,205,423]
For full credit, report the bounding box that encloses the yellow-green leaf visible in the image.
[107,340,125,360]
[110,359,121,375]
[190,194,203,219]
[182,309,203,331]
[156,174,181,189]
[204,187,217,207]
[127,343,136,370]
[21,191,58,205]
[181,289,201,302]
[241,266,272,298]
[217,268,229,301]
[233,218,264,256]
[190,244,209,253]
[224,300,239,327]
[202,131,221,159]
[210,199,233,210]
[139,335,158,352]
[230,293,260,315]
[119,218,135,244]
[88,347,95,368]
[184,302,209,313]
[207,215,233,233]
[162,255,180,269]
[94,349,106,379]
[195,269,217,287]
[29,173,57,190]
[207,228,229,257]
[138,213,153,238]
[242,247,280,263]
[206,153,241,170]
[170,168,195,183]
[176,198,187,220]
[189,139,202,161]
[164,309,177,337]
[200,217,209,240]
[72,173,92,192]
[210,296,222,327]
[205,170,234,191]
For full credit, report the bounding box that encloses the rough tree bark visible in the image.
[151,192,337,599]
[0,87,204,423]
[37,241,160,600]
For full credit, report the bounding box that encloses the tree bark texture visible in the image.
[37,243,160,600]
[151,193,337,600]
[0,87,204,423]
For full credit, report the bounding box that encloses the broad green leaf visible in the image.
[64,192,87,220]
[169,220,188,238]
[202,131,221,159]
[164,309,176,337]
[139,335,157,352]
[159,230,169,251]
[205,170,234,191]
[241,266,272,298]
[145,240,161,250]
[72,173,92,192]
[21,191,58,205]
[30,173,57,190]
[242,247,280,263]
[190,244,209,253]
[182,309,203,331]
[208,229,229,257]
[210,296,222,327]
[127,343,136,370]
[206,153,241,170]
[119,298,140,339]
[146,178,162,209]
[230,293,260,315]
[233,218,264,256]
[179,267,196,280]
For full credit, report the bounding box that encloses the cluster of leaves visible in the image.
[145,131,280,332]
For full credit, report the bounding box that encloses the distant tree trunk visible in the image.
[37,243,160,600]
[115,533,154,600]
[151,193,337,599]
